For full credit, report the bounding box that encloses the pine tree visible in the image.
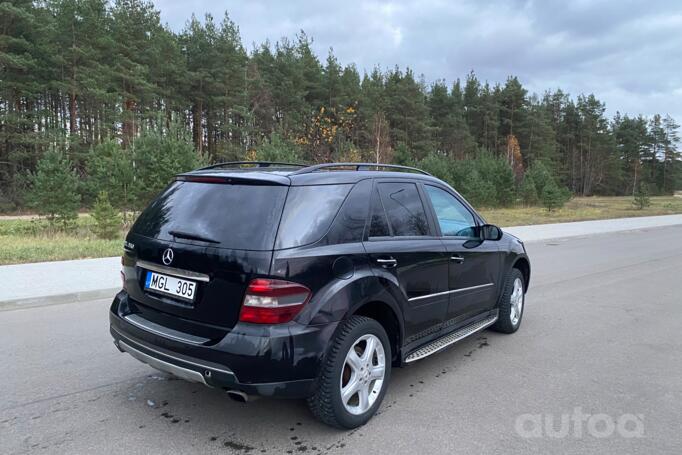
[28,147,81,228]
[520,175,538,206]
[526,162,553,196]
[86,139,135,219]
[662,115,681,194]
[499,76,527,141]
[541,179,564,212]
[632,181,651,210]
[92,191,121,239]
[614,114,650,195]
[132,120,205,207]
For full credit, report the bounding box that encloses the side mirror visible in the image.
[481,224,503,241]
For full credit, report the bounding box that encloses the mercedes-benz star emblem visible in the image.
[162,248,174,266]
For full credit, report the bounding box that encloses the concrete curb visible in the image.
[504,214,682,242]
[0,288,120,311]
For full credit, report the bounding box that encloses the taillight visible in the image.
[120,256,126,290]
[239,278,312,324]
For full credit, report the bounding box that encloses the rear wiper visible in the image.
[168,230,219,244]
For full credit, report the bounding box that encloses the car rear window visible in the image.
[275,184,352,249]
[132,181,287,250]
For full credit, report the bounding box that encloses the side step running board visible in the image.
[405,314,498,363]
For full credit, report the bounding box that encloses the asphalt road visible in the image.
[2,225,682,454]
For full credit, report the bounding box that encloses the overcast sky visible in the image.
[154,0,682,122]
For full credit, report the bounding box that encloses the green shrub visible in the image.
[526,161,553,196]
[253,133,302,163]
[474,153,515,206]
[393,143,416,166]
[417,152,515,207]
[462,168,497,206]
[85,139,135,215]
[418,152,454,184]
[92,191,121,239]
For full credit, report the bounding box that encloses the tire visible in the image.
[307,315,391,429]
[491,268,525,334]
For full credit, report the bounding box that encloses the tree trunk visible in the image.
[69,91,77,135]
[207,107,214,159]
[122,98,136,148]
[192,100,203,153]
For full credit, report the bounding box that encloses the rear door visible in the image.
[362,180,449,345]
[422,184,501,327]
[123,178,288,329]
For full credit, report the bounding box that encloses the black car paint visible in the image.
[110,169,530,398]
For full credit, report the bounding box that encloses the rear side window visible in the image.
[132,181,287,250]
[377,182,430,236]
[275,184,352,249]
[324,179,372,245]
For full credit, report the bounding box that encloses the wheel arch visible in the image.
[351,300,403,363]
[512,256,531,292]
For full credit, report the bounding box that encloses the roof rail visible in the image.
[197,161,308,171]
[291,162,431,176]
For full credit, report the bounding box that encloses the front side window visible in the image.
[424,185,477,238]
[377,182,430,236]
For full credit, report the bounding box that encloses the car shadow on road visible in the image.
[107,330,503,454]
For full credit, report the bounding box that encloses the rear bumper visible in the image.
[110,291,338,399]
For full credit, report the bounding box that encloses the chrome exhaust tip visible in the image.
[226,390,249,403]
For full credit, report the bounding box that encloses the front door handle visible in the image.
[450,255,465,264]
[376,258,398,268]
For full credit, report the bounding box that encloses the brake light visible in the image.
[182,176,226,183]
[239,278,312,324]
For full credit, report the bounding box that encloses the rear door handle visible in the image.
[376,258,398,268]
[450,255,464,264]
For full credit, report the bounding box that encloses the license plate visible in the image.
[144,271,196,302]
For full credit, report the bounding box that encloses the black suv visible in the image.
[110,162,530,428]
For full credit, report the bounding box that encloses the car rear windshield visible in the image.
[132,181,288,251]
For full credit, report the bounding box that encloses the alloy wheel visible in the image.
[339,334,386,415]
[509,277,524,326]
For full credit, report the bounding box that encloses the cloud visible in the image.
[153,0,682,121]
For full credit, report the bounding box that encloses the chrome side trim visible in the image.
[118,340,209,385]
[405,314,498,363]
[112,327,235,376]
[136,260,210,282]
[408,283,494,302]
[408,289,452,302]
[452,282,494,294]
[124,314,209,345]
